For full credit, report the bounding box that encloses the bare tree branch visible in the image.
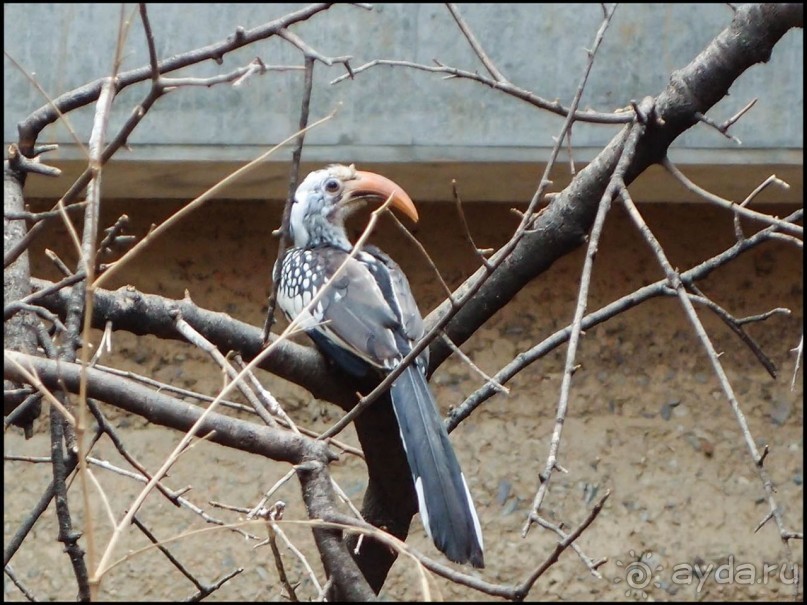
[428,3,803,369]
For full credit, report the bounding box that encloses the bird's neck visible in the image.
[296,215,353,251]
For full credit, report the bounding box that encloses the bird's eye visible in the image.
[323,178,341,194]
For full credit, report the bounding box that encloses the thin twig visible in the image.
[723,98,758,131]
[139,3,159,79]
[4,423,103,566]
[6,143,62,177]
[17,272,87,307]
[439,332,509,395]
[683,284,784,378]
[523,93,644,537]
[3,49,89,157]
[258,503,300,601]
[386,209,455,300]
[695,111,742,144]
[662,159,799,237]
[246,469,296,520]
[185,567,244,602]
[85,397,184,509]
[266,521,322,599]
[3,393,42,433]
[446,3,507,82]
[791,334,803,392]
[4,564,39,602]
[263,56,316,344]
[278,27,352,70]
[452,180,494,269]
[331,60,629,125]
[49,404,91,601]
[618,184,798,567]
[765,232,803,249]
[89,363,362,457]
[88,322,114,367]
[448,209,804,428]
[232,354,299,433]
[45,249,73,277]
[131,517,210,594]
[69,74,119,597]
[3,302,67,332]
[564,125,577,175]
[161,60,280,89]
[3,201,88,223]
[86,456,259,541]
[174,314,278,428]
[533,515,607,578]
[97,215,130,258]
[516,491,610,598]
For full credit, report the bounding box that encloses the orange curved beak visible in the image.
[345,170,419,222]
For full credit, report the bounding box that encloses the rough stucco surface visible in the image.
[4,197,803,601]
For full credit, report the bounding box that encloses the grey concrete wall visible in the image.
[4,4,803,201]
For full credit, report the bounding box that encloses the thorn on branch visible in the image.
[7,143,62,177]
[278,27,352,68]
[630,96,657,126]
[232,57,267,87]
[754,509,775,534]
[629,100,643,123]
[186,567,244,601]
[4,302,67,333]
[452,179,493,269]
[695,111,741,144]
[736,307,790,326]
[756,443,769,467]
[342,60,355,80]
[31,144,59,157]
[724,98,758,130]
[98,215,131,257]
[791,334,803,392]
[45,249,73,277]
[696,99,756,143]
[4,201,89,224]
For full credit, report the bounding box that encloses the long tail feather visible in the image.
[390,364,484,568]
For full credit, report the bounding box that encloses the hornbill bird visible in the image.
[276,164,484,568]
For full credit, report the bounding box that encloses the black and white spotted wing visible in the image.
[277,248,405,371]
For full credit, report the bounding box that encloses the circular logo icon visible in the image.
[613,550,664,599]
